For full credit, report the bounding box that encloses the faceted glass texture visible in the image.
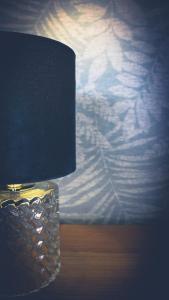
[0,181,60,297]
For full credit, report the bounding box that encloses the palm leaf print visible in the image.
[0,0,169,223]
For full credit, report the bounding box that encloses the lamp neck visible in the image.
[7,184,23,191]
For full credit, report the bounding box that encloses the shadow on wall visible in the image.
[0,0,169,223]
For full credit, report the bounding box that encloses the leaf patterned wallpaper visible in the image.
[0,0,169,223]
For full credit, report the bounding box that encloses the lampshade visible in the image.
[0,31,76,185]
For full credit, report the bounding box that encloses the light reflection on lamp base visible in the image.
[0,181,60,297]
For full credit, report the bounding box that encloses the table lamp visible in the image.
[0,31,76,296]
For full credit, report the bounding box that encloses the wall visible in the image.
[0,0,169,223]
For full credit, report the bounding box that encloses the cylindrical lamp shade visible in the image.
[0,31,76,185]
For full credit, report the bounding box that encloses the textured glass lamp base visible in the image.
[0,181,60,297]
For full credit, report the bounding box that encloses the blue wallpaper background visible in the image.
[0,0,169,223]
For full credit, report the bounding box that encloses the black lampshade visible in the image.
[0,31,76,185]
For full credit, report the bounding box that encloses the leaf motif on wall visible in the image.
[75,3,107,22]
[112,100,134,115]
[123,61,149,76]
[141,89,162,122]
[89,95,121,124]
[131,40,156,54]
[79,19,110,37]
[112,18,133,41]
[77,112,97,145]
[38,14,70,45]
[125,51,153,64]
[82,34,106,59]
[87,55,107,86]
[96,131,112,150]
[56,7,86,46]
[136,98,152,131]
[106,33,123,71]
[109,85,138,98]
[117,72,145,88]
[122,108,140,139]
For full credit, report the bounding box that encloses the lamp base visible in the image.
[0,181,60,297]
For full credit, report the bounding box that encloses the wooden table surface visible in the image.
[11,224,169,300]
